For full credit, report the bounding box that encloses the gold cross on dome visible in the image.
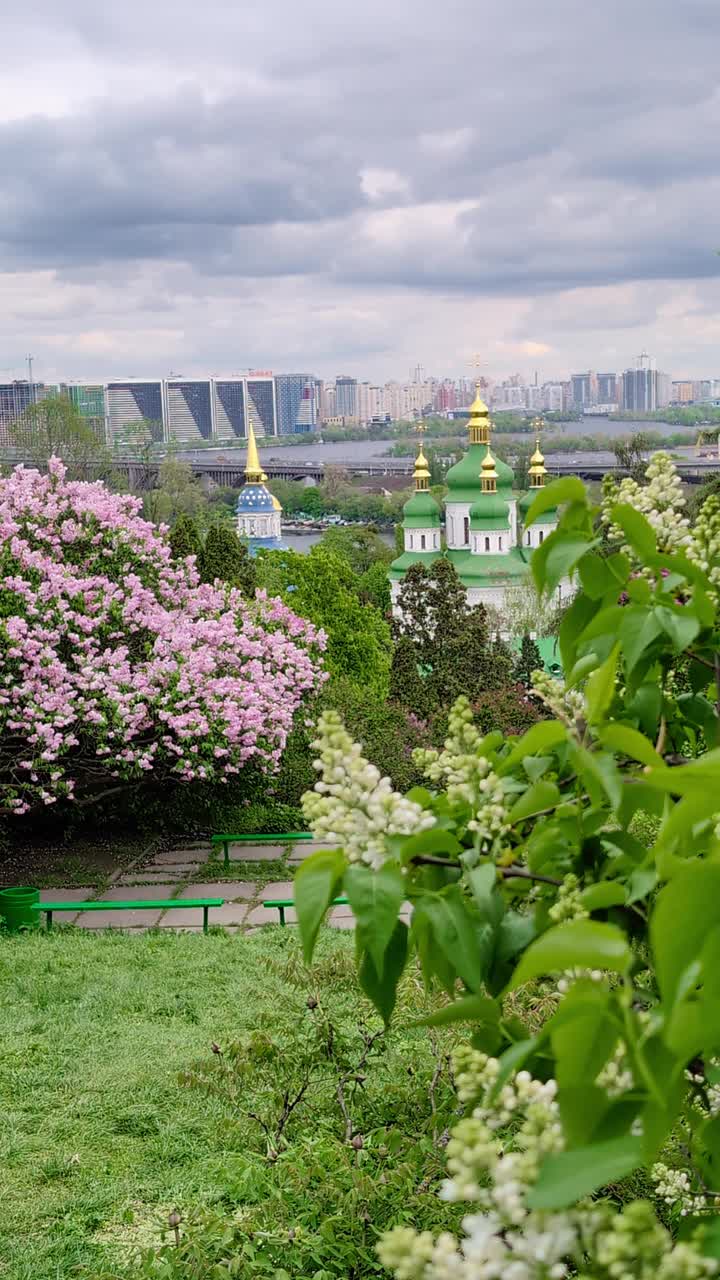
[470,353,487,390]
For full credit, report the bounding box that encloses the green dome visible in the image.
[403,490,441,528]
[469,492,510,530]
[445,444,514,503]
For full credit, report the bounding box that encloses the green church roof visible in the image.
[445,444,514,504]
[445,546,531,587]
[403,490,441,526]
[389,549,441,579]
[469,492,510,529]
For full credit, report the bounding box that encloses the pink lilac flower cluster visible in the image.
[0,459,326,815]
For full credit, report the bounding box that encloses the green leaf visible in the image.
[558,1085,613,1147]
[344,861,405,976]
[580,882,627,910]
[524,476,587,526]
[610,504,657,558]
[294,849,346,964]
[508,921,631,990]
[551,985,618,1089]
[618,607,663,672]
[413,993,500,1028]
[566,652,601,689]
[467,864,504,926]
[560,592,600,672]
[508,780,560,825]
[415,889,491,992]
[358,920,408,1025]
[542,533,597,597]
[488,1037,541,1100]
[500,721,567,773]
[399,828,462,862]
[585,644,620,725]
[651,864,720,1006]
[579,555,618,600]
[625,682,663,738]
[626,866,658,904]
[598,722,664,769]
[527,1136,643,1209]
[654,605,701,653]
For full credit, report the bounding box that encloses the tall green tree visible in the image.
[169,513,203,562]
[514,633,543,687]
[256,546,392,695]
[199,524,257,596]
[10,395,113,481]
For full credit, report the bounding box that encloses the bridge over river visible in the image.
[1,451,717,487]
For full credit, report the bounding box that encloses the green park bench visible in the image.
[263,895,348,926]
[211,831,313,870]
[31,897,225,933]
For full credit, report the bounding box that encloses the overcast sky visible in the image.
[2,0,720,385]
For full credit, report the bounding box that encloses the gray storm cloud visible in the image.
[1,0,720,378]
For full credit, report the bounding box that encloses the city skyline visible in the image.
[2,2,720,384]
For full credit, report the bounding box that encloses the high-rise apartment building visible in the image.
[571,371,598,408]
[0,381,46,443]
[672,381,694,403]
[597,373,620,404]
[621,355,667,413]
[165,379,213,442]
[245,375,277,437]
[542,383,565,412]
[212,379,246,438]
[335,376,358,418]
[275,374,317,435]
[106,381,164,442]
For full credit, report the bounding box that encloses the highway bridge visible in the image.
[1,452,717,487]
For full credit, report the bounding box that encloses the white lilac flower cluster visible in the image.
[602,452,692,556]
[530,671,585,735]
[596,1043,635,1098]
[650,1164,705,1217]
[301,709,434,870]
[688,496,720,605]
[549,874,589,924]
[377,1050,716,1280]
[413,698,508,860]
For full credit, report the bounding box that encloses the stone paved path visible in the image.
[38,839,352,933]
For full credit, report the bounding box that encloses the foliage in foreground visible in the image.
[0,459,325,817]
[297,454,720,1278]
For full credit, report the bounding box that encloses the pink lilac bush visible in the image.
[0,459,326,815]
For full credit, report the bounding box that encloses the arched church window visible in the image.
[527,531,531,545]
[464,517,470,544]
[498,536,502,550]
[484,536,490,552]
[539,530,544,544]
[420,534,426,550]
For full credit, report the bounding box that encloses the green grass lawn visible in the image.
[0,927,457,1280]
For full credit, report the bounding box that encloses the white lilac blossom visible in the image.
[530,671,585,735]
[377,1051,715,1280]
[549,874,589,924]
[602,452,692,556]
[650,1164,705,1217]
[413,697,509,860]
[302,709,434,869]
[688,496,720,605]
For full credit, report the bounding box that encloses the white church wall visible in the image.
[444,504,472,548]
[405,529,441,552]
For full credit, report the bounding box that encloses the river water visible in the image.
[181,419,698,472]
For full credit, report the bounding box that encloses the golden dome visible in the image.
[413,444,431,490]
[467,382,491,445]
[271,494,282,512]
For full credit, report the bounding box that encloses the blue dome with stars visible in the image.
[235,484,275,514]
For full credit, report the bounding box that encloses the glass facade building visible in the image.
[335,376,358,418]
[275,373,317,435]
[165,380,213,442]
[0,381,38,443]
